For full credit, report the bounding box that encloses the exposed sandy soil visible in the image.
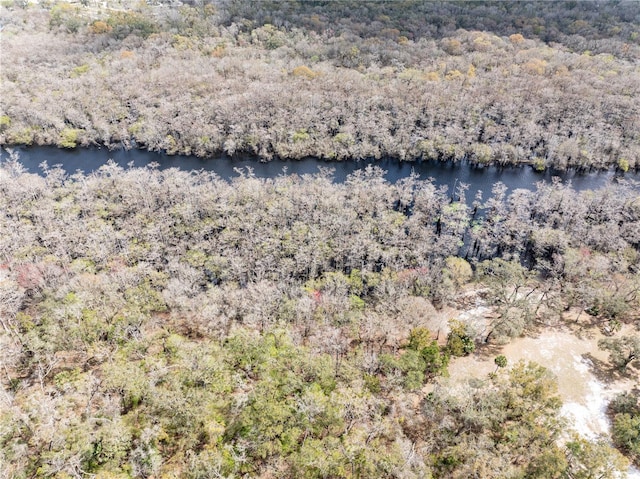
[445,314,639,477]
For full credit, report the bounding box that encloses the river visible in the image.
[2,146,638,200]
[2,145,639,475]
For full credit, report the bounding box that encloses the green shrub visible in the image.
[0,115,10,131]
[617,158,630,172]
[533,157,546,171]
[333,132,353,146]
[292,129,310,143]
[7,126,35,145]
[70,63,90,78]
[107,11,158,39]
[59,127,81,148]
[446,319,475,357]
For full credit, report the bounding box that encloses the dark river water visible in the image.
[2,146,638,476]
[1,145,638,199]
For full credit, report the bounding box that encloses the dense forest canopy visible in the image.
[2,1,640,477]
[1,0,639,168]
[220,0,640,45]
[0,160,639,477]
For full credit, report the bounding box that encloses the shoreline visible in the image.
[2,142,638,175]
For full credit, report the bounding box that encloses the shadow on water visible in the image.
[1,146,637,199]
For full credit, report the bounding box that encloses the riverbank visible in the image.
[1,159,639,477]
[3,141,639,174]
[3,145,639,196]
[2,2,639,171]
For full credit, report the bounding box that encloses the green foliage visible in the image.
[494,354,508,371]
[382,327,449,389]
[103,359,149,411]
[70,258,96,274]
[128,120,144,136]
[505,361,562,419]
[333,132,354,146]
[363,373,381,393]
[422,360,596,478]
[221,332,372,472]
[445,319,475,357]
[476,258,527,289]
[610,392,640,415]
[443,256,472,288]
[107,11,158,39]
[7,126,35,145]
[598,335,640,372]
[58,127,81,148]
[349,294,365,311]
[475,258,535,341]
[617,158,630,172]
[292,128,310,142]
[1,158,639,477]
[0,115,10,132]
[609,392,640,465]
[532,157,547,171]
[306,270,365,298]
[420,341,450,379]
[124,280,167,314]
[612,413,640,464]
[49,2,83,32]
[70,63,90,77]
[564,435,630,479]
[400,350,430,390]
[251,24,286,49]
[526,447,567,478]
[408,326,433,351]
[83,418,132,473]
[171,33,195,50]
[418,137,462,161]
[53,367,82,391]
[470,143,493,164]
[586,292,631,320]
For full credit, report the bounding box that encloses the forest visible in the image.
[1,0,640,477]
[0,159,639,477]
[1,0,639,168]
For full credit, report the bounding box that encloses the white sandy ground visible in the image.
[446,326,639,478]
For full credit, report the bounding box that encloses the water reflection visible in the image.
[1,145,636,200]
